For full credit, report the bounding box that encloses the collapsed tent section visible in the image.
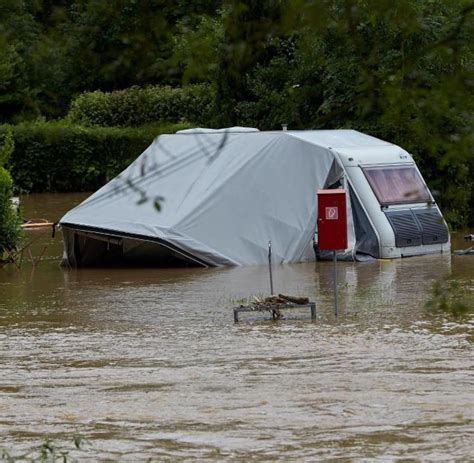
[60,129,348,266]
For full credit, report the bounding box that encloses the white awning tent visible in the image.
[59,129,407,267]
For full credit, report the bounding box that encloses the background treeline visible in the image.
[0,0,472,226]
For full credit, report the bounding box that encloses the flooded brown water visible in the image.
[0,193,473,461]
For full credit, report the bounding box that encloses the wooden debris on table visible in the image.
[239,294,311,320]
[249,294,309,308]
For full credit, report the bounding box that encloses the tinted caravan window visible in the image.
[363,166,431,206]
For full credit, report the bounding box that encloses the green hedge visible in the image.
[1,121,191,192]
[68,84,216,127]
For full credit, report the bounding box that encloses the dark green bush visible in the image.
[426,279,473,317]
[0,167,21,256]
[1,121,191,192]
[0,129,22,255]
[68,84,216,127]
[0,166,21,256]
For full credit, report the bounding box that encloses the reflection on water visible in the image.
[0,194,472,460]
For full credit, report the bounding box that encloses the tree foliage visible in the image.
[68,84,215,127]
[0,0,472,225]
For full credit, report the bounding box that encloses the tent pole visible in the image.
[333,250,338,316]
[268,241,274,295]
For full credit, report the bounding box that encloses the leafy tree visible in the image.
[0,0,472,225]
[0,0,40,121]
[214,0,473,225]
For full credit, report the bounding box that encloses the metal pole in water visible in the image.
[268,241,274,295]
[333,250,338,317]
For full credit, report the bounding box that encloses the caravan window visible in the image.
[363,166,431,205]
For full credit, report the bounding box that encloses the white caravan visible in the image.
[317,135,451,259]
[60,128,450,267]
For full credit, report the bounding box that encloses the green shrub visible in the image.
[0,167,21,256]
[1,121,191,192]
[426,279,473,317]
[68,84,216,127]
[0,129,21,256]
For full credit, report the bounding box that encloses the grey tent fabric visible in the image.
[60,129,386,267]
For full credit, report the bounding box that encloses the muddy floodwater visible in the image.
[0,193,473,461]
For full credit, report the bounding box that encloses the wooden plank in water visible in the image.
[21,222,54,230]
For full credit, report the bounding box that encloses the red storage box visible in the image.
[317,189,348,251]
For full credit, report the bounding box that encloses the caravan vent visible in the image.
[384,210,422,247]
[413,208,449,244]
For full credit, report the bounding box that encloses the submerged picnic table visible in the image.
[233,294,316,322]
